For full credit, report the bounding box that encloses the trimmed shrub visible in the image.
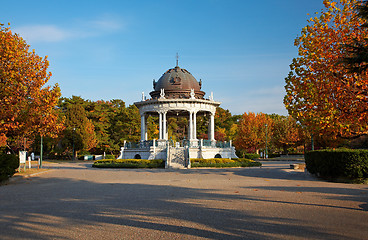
[234,158,262,167]
[0,154,19,182]
[268,153,281,158]
[191,158,261,168]
[92,159,164,168]
[104,154,115,159]
[235,150,260,160]
[305,149,368,181]
[242,153,260,160]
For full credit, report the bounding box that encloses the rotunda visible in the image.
[118,63,237,168]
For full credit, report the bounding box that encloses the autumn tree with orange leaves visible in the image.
[284,0,368,139]
[270,115,304,154]
[0,23,63,147]
[234,112,273,154]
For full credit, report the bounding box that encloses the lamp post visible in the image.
[265,123,268,159]
[72,127,75,161]
[40,135,43,168]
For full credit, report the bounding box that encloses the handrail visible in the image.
[124,140,232,149]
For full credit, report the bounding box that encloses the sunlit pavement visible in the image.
[0,161,367,240]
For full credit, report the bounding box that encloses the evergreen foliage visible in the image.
[0,154,19,182]
[92,159,165,168]
[305,149,368,181]
[190,158,261,168]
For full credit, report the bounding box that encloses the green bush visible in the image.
[242,153,260,160]
[305,149,368,181]
[235,150,260,160]
[92,159,164,168]
[0,154,19,182]
[268,153,281,158]
[191,158,261,168]
[104,154,115,159]
[233,158,262,167]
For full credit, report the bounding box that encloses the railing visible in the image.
[124,139,232,149]
[125,140,156,149]
[202,140,213,147]
[216,141,231,148]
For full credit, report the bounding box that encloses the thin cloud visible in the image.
[14,25,71,42]
[13,15,125,43]
[90,15,124,31]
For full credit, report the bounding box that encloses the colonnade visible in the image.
[140,110,215,142]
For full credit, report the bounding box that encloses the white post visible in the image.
[153,139,156,153]
[208,113,211,141]
[188,112,193,140]
[193,111,197,140]
[159,112,162,140]
[163,111,167,140]
[140,113,145,141]
[145,120,148,141]
[210,112,215,141]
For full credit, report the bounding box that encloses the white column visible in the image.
[193,111,197,140]
[159,112,162,140]
[188,111,193,140]
[163,111,167,140]
[140,113,145,141]
[210,112,215,141]
[207,113,211,140]
[144,120,148,141]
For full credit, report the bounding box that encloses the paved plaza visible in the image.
[0,161,367,239]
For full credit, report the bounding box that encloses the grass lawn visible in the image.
[15,168,51,176]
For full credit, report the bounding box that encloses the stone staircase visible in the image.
[168,147,187,169]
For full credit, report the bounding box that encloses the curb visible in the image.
[6,169,54,184]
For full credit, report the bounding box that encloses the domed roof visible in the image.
[150,65,205,99]
[153,66,201,92]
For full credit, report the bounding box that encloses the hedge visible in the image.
[0,154,19,182]
[92,159,165,168]
[191,158,262,168]
[243,153,261,160]
[268,153,281,158]
[104,154,115,160]
[305,149,368,181]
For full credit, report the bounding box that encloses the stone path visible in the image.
[0,161,367,239]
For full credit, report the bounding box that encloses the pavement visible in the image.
[0,161,367,240]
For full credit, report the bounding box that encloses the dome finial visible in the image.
[176,52,179,67]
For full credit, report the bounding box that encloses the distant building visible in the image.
[118,63,237,168]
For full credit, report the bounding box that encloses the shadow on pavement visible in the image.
[0,176,352,240]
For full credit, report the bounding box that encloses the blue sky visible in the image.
[2,0,325,115]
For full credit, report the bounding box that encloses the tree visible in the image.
[270,115,302,154]
[85,100,115,153]
[0,23,63,147]
[214,107,239,141]
[343,0,368,73]
[62,104,97,158]
[109,104,140,147]
[234,112,273,153]
[146,115,159,140]
[284,0,368,139]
